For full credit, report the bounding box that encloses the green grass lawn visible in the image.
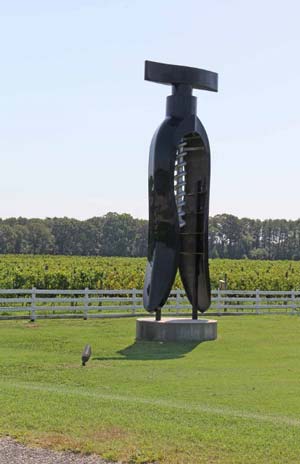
[0,316,300,463]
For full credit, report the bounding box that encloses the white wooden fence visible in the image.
[0,288,300,320]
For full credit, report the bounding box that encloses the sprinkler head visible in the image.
[81,344,92,366]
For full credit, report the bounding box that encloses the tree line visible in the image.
[0,213,300,259]
[209,215,300,260]
[0,213,147,256]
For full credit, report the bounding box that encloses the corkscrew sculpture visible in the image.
[143,60,218,321]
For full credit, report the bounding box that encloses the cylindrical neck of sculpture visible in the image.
[166,84,197,118]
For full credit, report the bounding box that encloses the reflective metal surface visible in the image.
[143,61,218,319]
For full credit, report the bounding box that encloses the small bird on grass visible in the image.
[81,344,92,366]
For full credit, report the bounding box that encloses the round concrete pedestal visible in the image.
[136,317,217,342]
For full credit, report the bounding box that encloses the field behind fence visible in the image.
[2,256,300,292]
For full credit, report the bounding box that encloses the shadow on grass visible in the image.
[93,340,200,361]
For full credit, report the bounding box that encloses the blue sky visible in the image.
[1,0,299,220]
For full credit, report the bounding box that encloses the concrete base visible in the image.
[136,317,217,343]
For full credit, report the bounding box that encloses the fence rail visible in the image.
[0,288,300,320]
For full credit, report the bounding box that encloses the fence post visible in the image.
[255,289,260,313]
[31,287,36,322]
[84,288,89,320]
[132,288,137,315]
[217,288,222,314]
[176,288,180,315]
[291,289,296,313]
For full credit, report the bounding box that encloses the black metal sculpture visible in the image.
[143,60,218,321]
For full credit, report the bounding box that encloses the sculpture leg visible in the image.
[155,309,161,321]
[192,307,198,320]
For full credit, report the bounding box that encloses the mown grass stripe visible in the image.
[1,379,299,428]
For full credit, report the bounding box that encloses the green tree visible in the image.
[26,221,54,254]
